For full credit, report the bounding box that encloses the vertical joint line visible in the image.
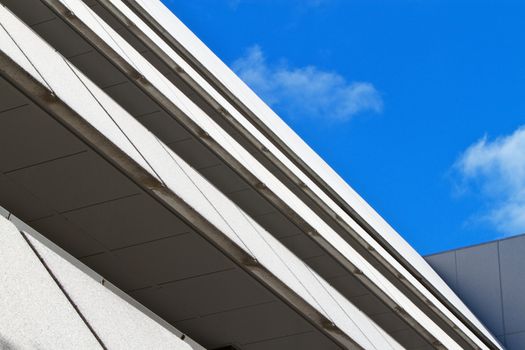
[496,243,507,346]
[20,231,108,350]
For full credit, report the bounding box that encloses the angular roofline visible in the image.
[28,1,467,348]
[102,0,503,348]
[426,232,525,258]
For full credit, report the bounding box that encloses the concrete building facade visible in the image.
[0,0,516,349]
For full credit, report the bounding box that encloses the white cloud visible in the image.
[227,0,241,10]
[455,126,525,235]
[231,45,383,122]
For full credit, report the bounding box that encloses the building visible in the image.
[0,0,516,349]
[426,233,525,349]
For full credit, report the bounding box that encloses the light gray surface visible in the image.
[424,252,457,291]
[426,233,525,349]
[0,216,103,350]
[499,236,525,335]
[456,244,504,336]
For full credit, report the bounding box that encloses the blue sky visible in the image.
[162,0,525,255]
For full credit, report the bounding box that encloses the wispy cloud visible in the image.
[231,45,383,122]
[227,0,241,10]
[227,0,332,11]
[454,126,525,235]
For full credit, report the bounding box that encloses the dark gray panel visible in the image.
[114,25,149,53]
[279,234,325,259]
[6,151,138,212]
[500,236,525,334]
[29,214,105,257]
[455,242,504,336]
[174,301,315,348]
[111,232,235,286]
[243,331,341,350]
[62,193,190,249]
[226,188,275,217]
[31,17,92,58]
[68,50,128,88]
[373,312,409,333]
[254,211,304,238]
[349,294,391,316]
[140,50,173,76]
[425,251,458,291]
[168,138,221,170]
[326,274,370,298]
[88,3,125,33]
[303,254,347,279]
[0,104,86,173]
[0,174,54,221]
[0,78,28,112]
[1,0,55,26]
[389,328,428,349]
[137,111,191,144]
[103,81,159,117]
[81,252,150,291]
[130,268,274,322]
[412,345,434,350]
[199,164,250,194]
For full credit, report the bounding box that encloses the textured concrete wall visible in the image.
[426,234,525,349]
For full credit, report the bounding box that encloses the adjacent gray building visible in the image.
[427,234,525,350]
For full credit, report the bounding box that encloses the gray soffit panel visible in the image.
[71,0,501,348]
[110,1,503,348]
[0,7,405,349]
[0,0,495,348]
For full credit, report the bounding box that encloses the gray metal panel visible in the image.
[425,251,458,291]
[505,331,525,350]
[426,233,525,349]
[456,243,505,336]
[499,236,525,334]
